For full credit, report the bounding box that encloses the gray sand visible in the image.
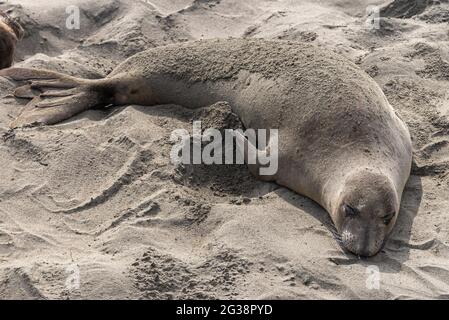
[0,0,449,299]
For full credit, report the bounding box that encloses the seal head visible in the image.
[0,11,24,69]
[334,170,399,257]
[0,11,24,40]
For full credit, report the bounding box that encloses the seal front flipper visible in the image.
[234,130,278,182]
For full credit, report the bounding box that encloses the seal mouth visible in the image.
[0,11,24,40]
[325,217,388,257]
[338,231,390,258]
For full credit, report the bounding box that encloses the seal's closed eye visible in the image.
[343,204,359,217]
[382,212,395,225]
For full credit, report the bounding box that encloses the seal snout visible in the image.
[340,221,384,257]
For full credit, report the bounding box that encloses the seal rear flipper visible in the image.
[12,83,75,100]
[0,67,80,83]
[0,67,108,128]
[10,88,102,128]
[13,84,40,99]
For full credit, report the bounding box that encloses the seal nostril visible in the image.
[340,230,378,257]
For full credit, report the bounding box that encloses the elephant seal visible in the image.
[0,11,24,69]
[0,38,413,256]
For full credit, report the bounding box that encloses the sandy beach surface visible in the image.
[0,0,448,299]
